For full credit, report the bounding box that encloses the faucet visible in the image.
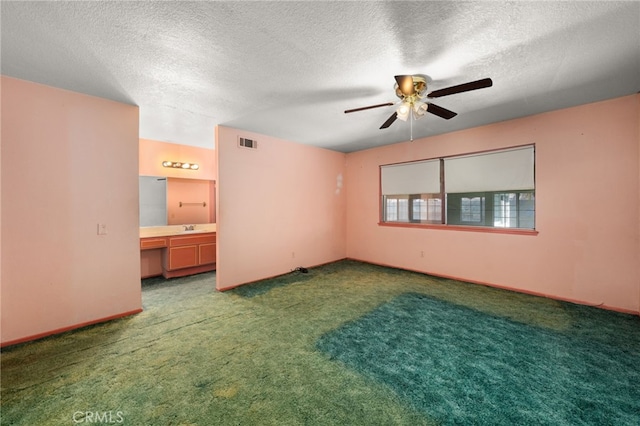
[183,225,195,231]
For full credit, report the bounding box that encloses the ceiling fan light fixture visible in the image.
[413,101,428,118]
[397,102,411,121]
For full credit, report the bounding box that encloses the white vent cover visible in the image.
[238,137,258,149]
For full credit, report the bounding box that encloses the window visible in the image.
[384,196,441,223]
[447,191,535,228]
[381,159,443,224]
[461,196,484,223]
[384,197,409,222]
[410,194,442,223]
[380,146,535,230]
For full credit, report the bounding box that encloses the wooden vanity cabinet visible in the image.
[140,237,168,250]
[198,242,216,265]
[162,233,216,278]
[140,237,168,278]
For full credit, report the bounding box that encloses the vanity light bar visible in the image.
[162,161,199,170]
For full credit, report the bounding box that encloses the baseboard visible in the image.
[216,258,347,292]
[346,257,640,316]
[0,308,143,349]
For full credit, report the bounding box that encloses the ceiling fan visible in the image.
[345,75,493,130]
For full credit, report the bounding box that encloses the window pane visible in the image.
[461,196,484,223]
[493,193,517,227]
[518,192,535,229]
[427,198,441,221]
[398,199,409,222]
[409,195,442,223]
[386,198,398,221]
[412,199,427,221]
[384,194,442,224]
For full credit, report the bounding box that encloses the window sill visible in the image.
[378,222,539,236]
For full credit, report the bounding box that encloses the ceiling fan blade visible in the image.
[344,102,394,114]
[427,103,457,120]
[380,112,398,129]
[395,75,415,97]
[427,78,493,98]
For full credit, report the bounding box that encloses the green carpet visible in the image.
[316,293,640,425]
[1,260,639,425]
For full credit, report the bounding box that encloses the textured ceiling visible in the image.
[2,1,639,152]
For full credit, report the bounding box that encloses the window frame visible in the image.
[379,145,538,236]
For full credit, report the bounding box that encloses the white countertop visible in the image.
[140,223,217,238]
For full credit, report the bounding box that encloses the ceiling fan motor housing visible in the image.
[395,75,428,100]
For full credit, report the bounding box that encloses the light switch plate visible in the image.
[97,223,107,235]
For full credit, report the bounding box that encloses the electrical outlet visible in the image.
[97,223,107,235]
[291,251,295,259]
[420,250,425,258]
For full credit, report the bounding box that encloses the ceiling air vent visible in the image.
[238,137,257,149]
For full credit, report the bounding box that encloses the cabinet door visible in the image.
[168,245,198,270]
[199,243,216,265]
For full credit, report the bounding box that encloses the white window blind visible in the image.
[381,159,440,195]
[444,146,534,193]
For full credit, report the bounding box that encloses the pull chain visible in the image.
[410,108,414,141]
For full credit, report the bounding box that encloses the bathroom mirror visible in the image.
[139,176,215,227]
[139,176,167,226]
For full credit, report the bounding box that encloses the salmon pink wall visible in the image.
[167,178,213,224]
[1,76,142,346]
[346,95,640,314]
[216,126,346,290]
[139,138,215,181]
